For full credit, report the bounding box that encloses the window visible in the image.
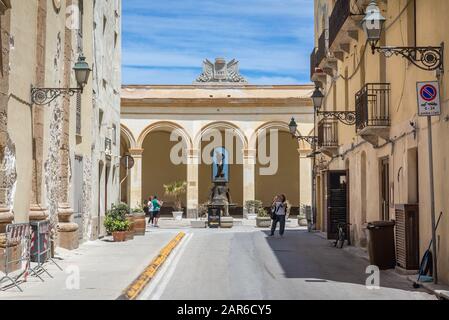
[112,124,117,145]
[76,92,82,136]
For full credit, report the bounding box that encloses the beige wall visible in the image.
[142,131,187,207]
[256,131,300,208]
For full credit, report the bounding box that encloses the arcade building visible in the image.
[120,59,314,217]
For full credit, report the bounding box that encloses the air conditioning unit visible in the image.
[395,204,420,270]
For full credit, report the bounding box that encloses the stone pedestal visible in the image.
[0,207,13,234]
[220,217,234,228]
[57,204,79,250]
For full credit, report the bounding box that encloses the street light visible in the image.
[311,86,324,110]
[31,54,92,105]
[362,0,444,72]
[362,0,386,51]
[73,54,92,89]
[288,117,318,146]
[312,85,357,126]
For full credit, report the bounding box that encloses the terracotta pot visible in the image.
[112,231,127,242]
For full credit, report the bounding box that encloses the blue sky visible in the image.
[122,0,314,85]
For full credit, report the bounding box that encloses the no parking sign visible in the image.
[417,81,441,116]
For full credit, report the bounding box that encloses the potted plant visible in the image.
[256,207,272,228]
[104,203,131,242]
[245,200,263,220]
[163,181,187,221]
[104,216,130,242]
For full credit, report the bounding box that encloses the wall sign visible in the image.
[417,81,441,116]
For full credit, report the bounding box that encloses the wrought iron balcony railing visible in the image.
[329,0,351,48]
[355,83,391,132]
[105,138,112,155]
[316,30,327,67]
[318,119,339,149]
[310,47,317,80]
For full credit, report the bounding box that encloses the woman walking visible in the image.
[270,194,287,237]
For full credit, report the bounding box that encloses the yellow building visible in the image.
[121,59,315,218]
[312,0,449,284]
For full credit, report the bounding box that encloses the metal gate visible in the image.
[326,171,349,240]
[73,155,84,240]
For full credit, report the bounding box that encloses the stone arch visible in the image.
[251,121,302,210]
[193,121,248,151]
[120,124,136,149]
[137,121,193,150]
[195,121,247,215]
[249,121,304,150]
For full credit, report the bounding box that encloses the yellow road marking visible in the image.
[120,232,186,300]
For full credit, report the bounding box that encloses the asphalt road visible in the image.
[141,227,435,300]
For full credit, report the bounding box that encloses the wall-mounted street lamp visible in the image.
[312,85,357,126]
[363,0,444,72]
[31,54,92,105]
[288,117,318,146]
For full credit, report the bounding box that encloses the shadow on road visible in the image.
[262,229,425,293]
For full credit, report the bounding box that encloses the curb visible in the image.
[117,232,186,300]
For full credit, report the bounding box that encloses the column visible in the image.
[186,149,199,218]
[57,2,78,250]
[129,148,144,209]
[0,5,13,249]
[243,149,256,217]
[29,0,49,224]
[299,149,313,210]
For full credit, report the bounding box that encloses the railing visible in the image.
[329,0,351,48]
[310,47,317,80]
[318,119,339,148]
[316,30,327,67]
[355,83,391,131]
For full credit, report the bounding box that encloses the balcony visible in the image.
[310,47,326,83]
[356,83,391,146]
[316,30,326,67]
[328,0,363,59]
[318,119,339,157]
[316,29,338,77]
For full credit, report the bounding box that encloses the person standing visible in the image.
[147,196,154,226]
[152,196,163,228]
[270,194,287,237]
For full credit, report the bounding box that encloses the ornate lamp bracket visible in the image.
[372,45,444,72]
[294,135,318,147]
[31,87,82,106]
[317,111,356,126]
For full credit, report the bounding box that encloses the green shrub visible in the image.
[257,207,269,218]
[104,203,130,233]
[104,215,130,233]
[245,200,263,214]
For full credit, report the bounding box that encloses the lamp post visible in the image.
[363,0,441,284]
[31,54,92,105]
[362,0,444,72]
[289,116,319,231]
[313,85,357,125]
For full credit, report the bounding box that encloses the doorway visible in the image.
[73,155,84,240]
[380,158,390,221]
[326,170,349,240]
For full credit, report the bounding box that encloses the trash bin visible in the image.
[366,221,396,270]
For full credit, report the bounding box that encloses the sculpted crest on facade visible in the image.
[195,58,247,84]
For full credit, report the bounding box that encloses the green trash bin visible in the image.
[367,221,396,270]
